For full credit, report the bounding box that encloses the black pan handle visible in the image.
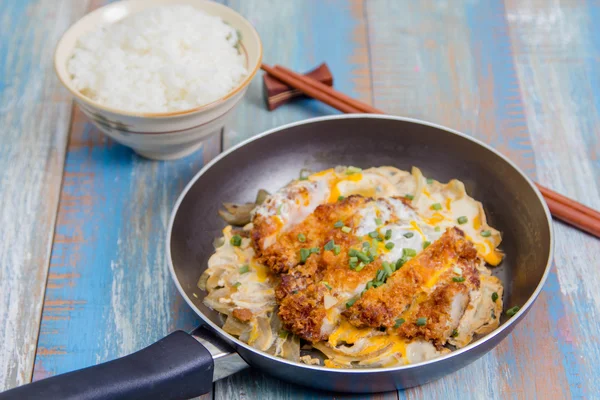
[0,330,214,400]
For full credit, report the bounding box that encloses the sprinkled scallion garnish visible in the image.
[338,195,345,201]
[324,240,335,251]
[385,229,392,240]
[355,262,366,272]
[355,250,371,264]
[506,306,520,317]
[310,247,320,254]
[405,194,414,200]
[345,166,362,175]
[451,329,458,338]
[230,235,242,246]
[492,292,499,302]
[457,216,468,225]
[334,220,344,229]
[403,248,417,257]
[277,204,283,215]
[368,231,379,239]
[426,178,434,184]
[333,245,341,255]
[366,281,374,290]
[382,261,393,276]
[299,248,311,263]
[403,232,414,238]
[434,226,441,232]
[238,265,249,274]
[452,276,465,283]
[430,203,442,211]
[299,169,310,181]
[346,297,358,308]
[394,318,405,328]
[341,226,352,233]
[416,317,427,326]
[233,282,242,288]
[385,242,395,250]
[481,230,492,237]
[422,241,431,249]
[297,233,306,243]
[395,258,407,270]
[375,218,383,226]
[322,282,332,290]
[349,256,359,269]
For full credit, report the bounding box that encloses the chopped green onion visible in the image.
[422,241,431,249]
[426,178,434,184]
[416,317,427,326]
[382,262,393,275]
[385,229,392,240]
[324,240,335,251]
[506,306,520,317]
[355,262,366,272]
[395,257,407,270]
[239,265,249,274]
[299,169,311,180]
[367,246,378,258]
[453,276,465,283]
[366,281,374,290]
[457,216,468,225]
[345,166,362,175]
[403,248,417,257]
[492,292,499,302]
[373,281,384,288]
[233,282,242,288]
[394,318,405,328]
[355,251,371,264]
[375,218,383,226]
[405,194,414,200]
[279,330,289,339]
[230,235,242,246]
[337,195,345,201]
[403,232,414,238]
[430,203,442,211]
[333,245,341,255]
[362,241,370,249]
[349,249,358,257]
[368,231,379,239]
[385,242,395,250]
[481,230,492,237]
[434,226,441,232]
[349,256,359,269]
[299,248,311,263]
[297,233,306,243]
[310,247,320,254]
[346,297,358,308]
[451,329,458,338]
[376,269,387,282]
[341,226,352,233]
[322,282,332,290]
[334,220,344,229]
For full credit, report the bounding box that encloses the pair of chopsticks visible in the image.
[261,63,600,239]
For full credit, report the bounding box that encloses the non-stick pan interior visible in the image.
[170,116,551,336]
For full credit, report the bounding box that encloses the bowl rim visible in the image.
[167,113,554,374]
[53,0,263,119]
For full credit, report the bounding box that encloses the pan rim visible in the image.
[167,113,554,374]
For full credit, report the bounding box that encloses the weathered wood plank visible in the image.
[364,1,565,398]
[505,0,600,397]
[0,0,89,390]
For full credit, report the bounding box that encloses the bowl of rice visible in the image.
[54,0,262,160]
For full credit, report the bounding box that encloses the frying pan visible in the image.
[0,115,553,399]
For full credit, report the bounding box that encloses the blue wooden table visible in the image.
[1,0,599,398]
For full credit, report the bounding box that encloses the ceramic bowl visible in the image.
[54,0,262,160]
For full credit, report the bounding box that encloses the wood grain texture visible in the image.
[505,0,600,397]
[0,0,89,391]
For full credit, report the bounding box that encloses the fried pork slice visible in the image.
[344,227,481,346]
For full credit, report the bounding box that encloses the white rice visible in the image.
[67,5,248,113]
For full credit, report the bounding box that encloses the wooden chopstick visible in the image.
[261,63,600,239]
